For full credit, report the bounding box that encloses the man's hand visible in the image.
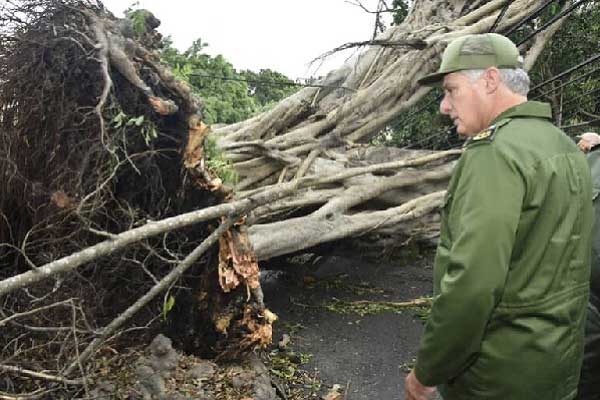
[405,369,438,400]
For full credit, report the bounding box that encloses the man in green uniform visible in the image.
[404,33,593,400]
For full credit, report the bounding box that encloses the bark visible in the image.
[211,0,550,259]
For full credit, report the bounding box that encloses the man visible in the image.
[405,33,593,400]
[576,132,600,400]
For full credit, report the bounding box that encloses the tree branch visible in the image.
[0,364,82,386]
[0,184,301,297]
[64,217,236,376]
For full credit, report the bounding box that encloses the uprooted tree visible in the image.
[211,0,571,260]
[0,0,571,396]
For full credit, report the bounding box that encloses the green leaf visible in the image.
[162,295,176,320]
[126,115,144,127]
[112,111,127,128]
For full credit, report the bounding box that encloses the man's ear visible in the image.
[483,67,501,93]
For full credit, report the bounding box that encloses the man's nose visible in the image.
[440,95,451,115]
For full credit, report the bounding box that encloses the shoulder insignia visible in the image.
[472,128,493,141]
[465,119,512,147]
[464,125,495,147]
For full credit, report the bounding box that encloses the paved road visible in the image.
[262,250,434,400]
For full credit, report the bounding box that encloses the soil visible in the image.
[261,245,435,400]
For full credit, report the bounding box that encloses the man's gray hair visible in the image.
[461,68,531,96]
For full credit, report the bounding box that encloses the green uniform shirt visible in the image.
[414,101,593,400]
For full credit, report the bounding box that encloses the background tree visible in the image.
[240,69,299,110]
[527,1,600,129]
[161,39,299,125]
[391,0,410,25]
[381,0,600,149]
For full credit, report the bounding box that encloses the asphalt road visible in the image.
[262,249,435,400]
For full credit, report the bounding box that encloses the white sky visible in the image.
[100,0,392,80]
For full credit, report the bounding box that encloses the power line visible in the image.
[187,73,357,92]
[399,0,596,149]
[561,86,600,109]
[188,2,595,150]
[561,117,600,130]
[402,126,457,150]
[392,92,443,128]
[529,53,600,92]
[504,0,556,37]
[532,65,600,100]
[515,0,594,46]
[490,0,516,33]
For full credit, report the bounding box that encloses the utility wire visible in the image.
[401,0,596,149]
[399,0,527,148]
[489,0,516,33]
[397,0,516,149]
[561,86,600,109]
[533,65,600,100]
[561,117,600,130]
[530,53,600,92]
[187,73,357,92]
[402,126,456,150]
[186,2,594,150]
[504,0,556,37]
[515,0,594,46]
[391,92,442,130]
[396,0,510,148]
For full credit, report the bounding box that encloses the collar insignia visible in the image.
[472,126,494,141]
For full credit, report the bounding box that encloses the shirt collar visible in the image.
[491,101,553,125]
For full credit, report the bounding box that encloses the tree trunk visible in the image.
[213,0,556,260]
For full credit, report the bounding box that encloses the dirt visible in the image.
[261,245,435,400]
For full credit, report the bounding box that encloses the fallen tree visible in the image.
[0,1,274,396]
[212,0,569,260]
[0,0,571,397]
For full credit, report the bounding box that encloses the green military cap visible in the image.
[418,33,522,86]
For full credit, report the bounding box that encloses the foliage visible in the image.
[125,8,151,36]
[380,1,600,148]
[391,0,410,25]
[306,275,385,296]
[163,294,176,321]
[112,111,158,145]
[267,349,321,398]
[324,298,432,317]
[204,135,239,185]
[523,1,600,133]
[240,69,299,108]
[160,39,299,125]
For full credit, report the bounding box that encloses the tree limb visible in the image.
[64,217,236,376]
[0,184,301,297]
[0,365,82,386]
